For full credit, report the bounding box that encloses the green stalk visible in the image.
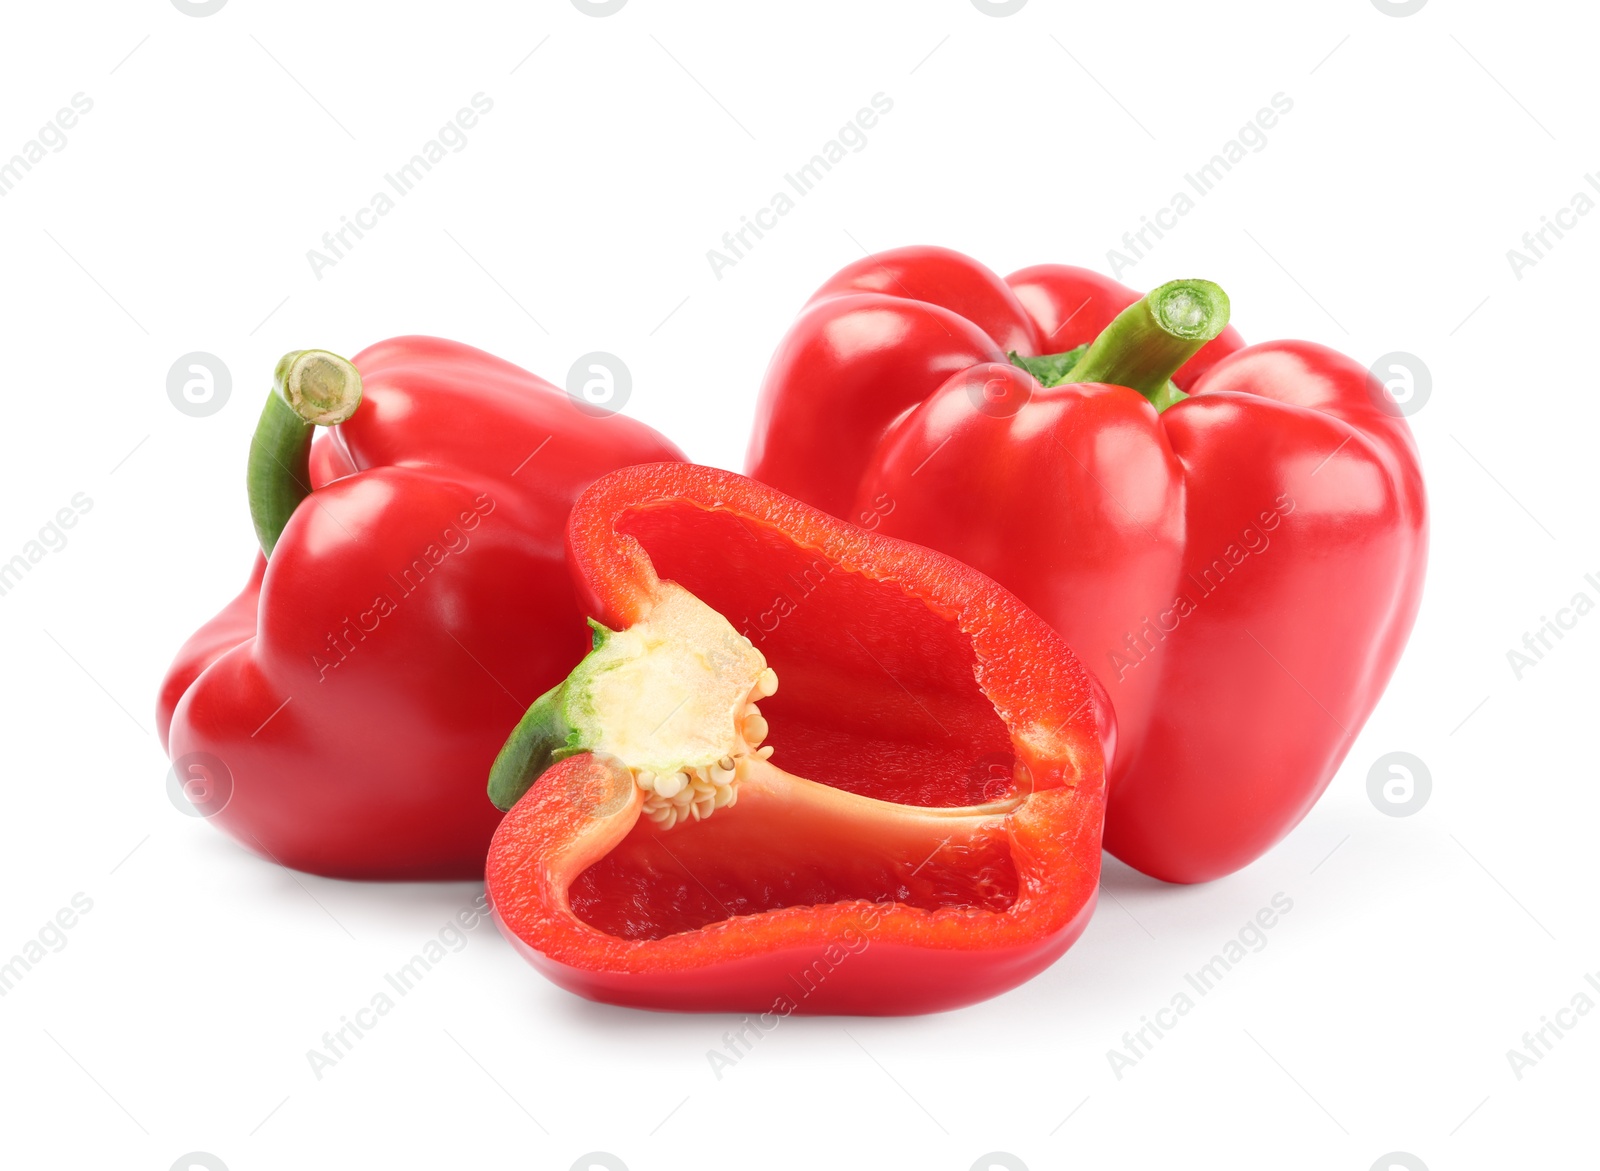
[1009,278,1230,412]
[247,350,363,556]
[487,680,585,811]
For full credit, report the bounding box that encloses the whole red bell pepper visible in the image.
[747,246,1427,884]
[484,463,1111,1014]
[158,338,683,879]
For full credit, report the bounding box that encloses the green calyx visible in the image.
[1009,345,1087,388]
[246,350,363,556]
[1008,278,1230,412]
[487,624,604,812]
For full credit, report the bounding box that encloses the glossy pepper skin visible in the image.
[747,247,1427,884]
[486,464,1112,1014]
[157,337,684,880]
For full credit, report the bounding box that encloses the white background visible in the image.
[1,1,1594,1168]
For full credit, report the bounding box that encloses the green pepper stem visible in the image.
[1064,279,1229,408]
[246,350,362,556]
[487,681,582,811]
[1010,279,1230,411]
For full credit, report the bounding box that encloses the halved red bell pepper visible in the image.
[747,247,1427,884]
[158,338,683,879]
[484,463,1111,1014]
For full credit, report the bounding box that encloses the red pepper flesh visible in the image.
[485,464,1111,1014]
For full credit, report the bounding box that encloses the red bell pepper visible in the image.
[158,338,683,879]
[484,463,1111,1014]
[747,246,1427,884]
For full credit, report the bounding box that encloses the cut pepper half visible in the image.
[485,464,1111,1015]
